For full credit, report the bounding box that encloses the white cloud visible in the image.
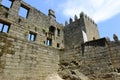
[59,0,120,23]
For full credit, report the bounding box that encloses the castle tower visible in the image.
[64,12,100,49]
[80,12,99,41]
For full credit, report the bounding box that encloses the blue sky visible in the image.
[9,0,120,40]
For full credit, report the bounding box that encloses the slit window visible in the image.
[1,0,13,9]
[18,4,29,18]
[57,43,60,48]
[117,68,120,73]
[0,22,10,33]
[56,28,60,36]
[46,38,52,46]
[28,32,37,41]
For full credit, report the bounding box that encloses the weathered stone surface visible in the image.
[0,0,120,80]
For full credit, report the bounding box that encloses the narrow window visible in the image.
[5,12,9,18]
[93,37,95,40]
[49,26,55,35]
[28,32,37,41]
[57,43,60,48]
[117,68,120,73]
[0,22,10,33]
[0,23,2,30]
[18,18,21,23]
[1,0,13,9]
[43,41,45,44]
[18,4,29,18]
[56,28,60,36]
[46,38,52,46]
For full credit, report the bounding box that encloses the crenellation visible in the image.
[113,34,119,42]
[74,15,78,21]
[80,12,97,27]
[80,11,84,18]
[69,18,73,24]
[65,21,68,26]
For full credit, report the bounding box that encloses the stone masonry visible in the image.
[0,0,120,80]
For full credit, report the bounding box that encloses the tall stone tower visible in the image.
[64,12,99,49]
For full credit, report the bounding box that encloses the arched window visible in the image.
[49,26,55,35]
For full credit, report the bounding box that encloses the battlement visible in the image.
[0,0,120,80]
[80,12,97,26]
[64,12,99,48]
[65,12,97,27]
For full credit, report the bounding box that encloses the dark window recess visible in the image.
[43,41,45,44]
[45,32,47,36]
[28,32,37,41]
[5,12,9,18]
[93,37,95,40]
[0,22,10,33]
[117,68,120,73]
[18,18,21,23]
[62,40,64,43]
[46,38,52,46]
[35,27,37,31]
[49,26,55,35]
[57,43,60,48]
[56,28,60,36]
[18,4,29,18]
[1,0,13,9]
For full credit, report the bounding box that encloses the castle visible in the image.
[0,0,120,80]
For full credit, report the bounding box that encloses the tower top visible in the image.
[48,9,56,20]
[80,12,84,17]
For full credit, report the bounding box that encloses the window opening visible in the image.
[46,38,52,46]
[57,43,60,48]
[93,37,95,40]
[18,4,29,18]
[1,0,13,9]
[43,41,45,44]
[56,28,60,36]
[5,12,9,18]
[18,18,21,23]
[28,32,37,41]
[117,68,120,73]
[49,26,55,35]
[0,22,10,33]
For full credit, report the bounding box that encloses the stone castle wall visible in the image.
[0,33,60,80]
[64,18,84,49]
[107,41,120,69]
[0,0,120,80]
[0,0,63,80]
[59,38,120,80]
[0,0,64,49]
